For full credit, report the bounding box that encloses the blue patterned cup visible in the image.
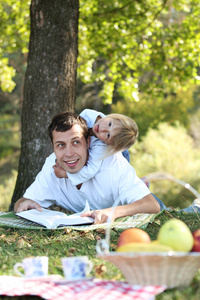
[61,256,93,280]
[14,256,49,278]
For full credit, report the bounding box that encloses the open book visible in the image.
[15,201,93,229]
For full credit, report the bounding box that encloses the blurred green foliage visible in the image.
[0,0,200,213]
[112,85,197,138]
[0,114,20,159]
[131,120,200,208]
[0,0,30,92]
[1,0,200,103]
[0,169,17,211]
[79,0,200,102]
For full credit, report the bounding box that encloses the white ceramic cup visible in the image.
[14,256,49,278]
[61,256,93,280]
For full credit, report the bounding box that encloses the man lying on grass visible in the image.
[14,111,162,224]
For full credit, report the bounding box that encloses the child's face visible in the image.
[92,117,121,144]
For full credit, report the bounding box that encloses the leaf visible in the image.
[64,228,71,234]
[110,243,117,250]
[95,235,102,241]
[78,231,89,237]
[68,247,76,254]
[17,238,26,248]
[94,264,107,276]
[0,234,18,244]
[96,229,106,234]
[17,238,31,248]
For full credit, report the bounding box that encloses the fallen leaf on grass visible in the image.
[88,232,95,240]
[154,220,161,226]
[18,235,33,244]
[112,273,123,281]
[78,231,89,236]
[95,235,102,241]
[96,229,106,234]
[68,247,76,254]
[110,243,117,250]
[0,234,19,244]
[164,210,176,218]
[54,240,62,244]
[87,245,93,250]
[64,228,71,234]
[94,264,107,276]
[17,238,31,248]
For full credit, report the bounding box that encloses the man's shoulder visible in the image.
[41,153,56,173]
[45,152,56,164]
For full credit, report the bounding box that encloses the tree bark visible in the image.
[10,0,79,210]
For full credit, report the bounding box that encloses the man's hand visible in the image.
[53,160,68,178]
[81,208,113,224]
[14,197,42,213]
[81,194,160,225]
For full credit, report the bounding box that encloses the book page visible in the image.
[16,201,93,229]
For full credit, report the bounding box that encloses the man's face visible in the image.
[52,124,90,174]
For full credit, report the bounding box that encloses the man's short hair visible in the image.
[48,111,89,143]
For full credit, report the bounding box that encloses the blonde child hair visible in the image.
[105,113,138,156]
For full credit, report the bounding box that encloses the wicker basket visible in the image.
[96,176,200,288]
[97,251,200,288]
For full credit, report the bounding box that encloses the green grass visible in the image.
[1,148,200,299]
[0,211,200,299]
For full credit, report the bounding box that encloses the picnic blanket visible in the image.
[0,211,158,230]
[0,276,166,300]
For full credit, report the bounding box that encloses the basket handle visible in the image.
[145,172,200,199]
[96,195,122,255]
[96,172,200,255]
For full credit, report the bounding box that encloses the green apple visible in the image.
[157,219,194,252]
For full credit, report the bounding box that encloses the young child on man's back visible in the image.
[53,109,138,185]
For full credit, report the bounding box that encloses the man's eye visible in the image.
[58,143,64,147]
[73,141,79,145]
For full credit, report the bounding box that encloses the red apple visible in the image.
[191,229,200,252]
[117,228,151,248]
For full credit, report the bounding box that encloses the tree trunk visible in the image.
[10,0,79,210]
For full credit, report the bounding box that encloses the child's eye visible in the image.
[109,122,112,126]
[107,133,110,139]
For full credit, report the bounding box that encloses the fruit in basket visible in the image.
[191,229,200,252]
[157,219,193,252]
[117,228,151,247]
[116,242,173,252]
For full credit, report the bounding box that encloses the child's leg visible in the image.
[152,193,167,211]
[179,199,200,213]
[122,150,130,163]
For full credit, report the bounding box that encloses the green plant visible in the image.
[131,122,200,208]
[0,114,20,159]
[0,211,199,299]
[0,169,17,211]
[112,85,196,138]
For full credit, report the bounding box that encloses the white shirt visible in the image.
[80,108,105,128]
[67,109,109,186]
[24,152,151,213]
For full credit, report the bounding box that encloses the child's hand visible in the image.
[53,160,68,178]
